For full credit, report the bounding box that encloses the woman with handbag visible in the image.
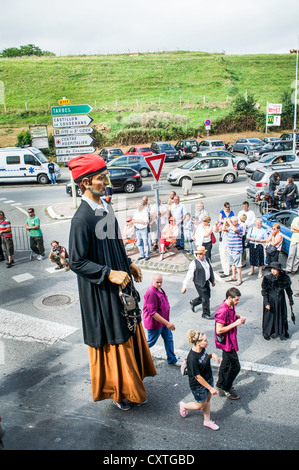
[179,329,220,430]
[246,218,268,278]
[265,223,283,267]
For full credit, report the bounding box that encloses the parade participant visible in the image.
[49,240,69,271]
[25,208,45,260]
[246,218,267,278]
[215,218,230,278]
[261,262,293,340]
[0,210,14,268]
[181,246,215,319]
[215,287,246,400]
[179,329,220,431]
[143,272,178,365]
[265,223,283,267]
[226,216,243,286]
[286,212,299,274]
[68,153,156,411]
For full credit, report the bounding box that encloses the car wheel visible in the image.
[76,186,83,197]
[244,147,248,155]
[223,173,235,184]
[124,182,136,193]
[140,168,149,177]
[179,176,192,187]
[237,161,246,170]
[37,174,49,184]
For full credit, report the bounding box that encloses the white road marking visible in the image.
[12,273,35,283]
[0,308,78,345]
[151,345,299,378]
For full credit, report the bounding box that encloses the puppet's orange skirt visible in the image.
[88,323,157,403]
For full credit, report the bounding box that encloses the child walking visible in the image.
[180,329,220,430]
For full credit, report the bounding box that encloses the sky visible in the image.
[0,0,299,56]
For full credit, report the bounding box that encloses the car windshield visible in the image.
[211,141,224,146]
[159,143,173,150]
[248,139,262,143]
[137,147,151,152]
[31,148,48,163]
[185,141,197,145]
[110,149,123,155]
[259,154,275,163]
[251,171,265,181]
[179,159,199,169]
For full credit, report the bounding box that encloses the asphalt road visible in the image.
[1,169,299,454]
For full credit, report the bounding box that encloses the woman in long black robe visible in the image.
[261,266,293,340]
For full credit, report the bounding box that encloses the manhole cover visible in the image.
[42,295,72,307]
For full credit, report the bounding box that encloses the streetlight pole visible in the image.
[293,38,298,154]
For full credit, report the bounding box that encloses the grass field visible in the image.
[0,51,297,140]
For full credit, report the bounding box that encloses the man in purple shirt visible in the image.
[143,272,178,365]
[214,287,246,399]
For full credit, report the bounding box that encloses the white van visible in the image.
[0,147,61,184]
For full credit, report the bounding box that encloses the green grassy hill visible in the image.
[0,51,296,133]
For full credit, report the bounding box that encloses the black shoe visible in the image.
[138,256,145,260]
[112,400,131,411]
[223,389,240,400]
[190,301,195,312]
[145,257,150,261]
[7,262,12,268]
[202,313,213,320]
[220,274,230,278]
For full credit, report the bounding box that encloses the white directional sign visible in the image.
[52,115,93,128]
[56,146,96,156]
[53,127,94,136]
[54,134,94,148]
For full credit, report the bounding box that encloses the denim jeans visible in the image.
[49,172,57,184]
[147,327,177,364]
[136,227,150,258]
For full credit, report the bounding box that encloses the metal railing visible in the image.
[11,225,32,260]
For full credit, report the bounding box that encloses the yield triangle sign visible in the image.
[144,154,166,182]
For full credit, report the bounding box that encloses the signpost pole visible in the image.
[155,189,161,254]
[293,42,298,154]
[265,101,268,134]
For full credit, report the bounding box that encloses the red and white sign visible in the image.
[267,103,282,114]
[144,154,166,182]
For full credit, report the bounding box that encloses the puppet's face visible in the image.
[88,171,109,197]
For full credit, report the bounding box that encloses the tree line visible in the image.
[0,44,55,58]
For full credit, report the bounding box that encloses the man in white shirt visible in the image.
[133,201,151,260]
[171,195,187,250]
[286,214,299,274]
[181,246,215,319]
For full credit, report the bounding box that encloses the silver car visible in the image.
[167,156,238,186]
[246,163,299,199]
[197,139,226,151]
[196,149,249,170]
[245,153,299,176]
[231,138,264,155]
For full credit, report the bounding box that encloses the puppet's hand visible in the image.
[108,270,130,289]
[130,263,142,282]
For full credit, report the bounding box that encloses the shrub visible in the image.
[16,130,32,147]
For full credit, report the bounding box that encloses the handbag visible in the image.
[216,333,225,343]
[118,282,141,333]
[211,232,216,244]
[266,244,277,255]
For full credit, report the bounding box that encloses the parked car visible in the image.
[174,139,199,158]
[261,209,299,254]
[150,142,179,161]
[246,163,299,200]
[196,149,249,170]
[0,146,60,184]
[166,156,238,186]
[262,137,281,144]
[107,155,151,177]
[245,153,299,176]
[197,139,225,151]
[66,167,142,196]
[248,140,294,161]
[126,146,153,156]
[98,148,124,162]
[230,138,264,155]
[280,133,299,149]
